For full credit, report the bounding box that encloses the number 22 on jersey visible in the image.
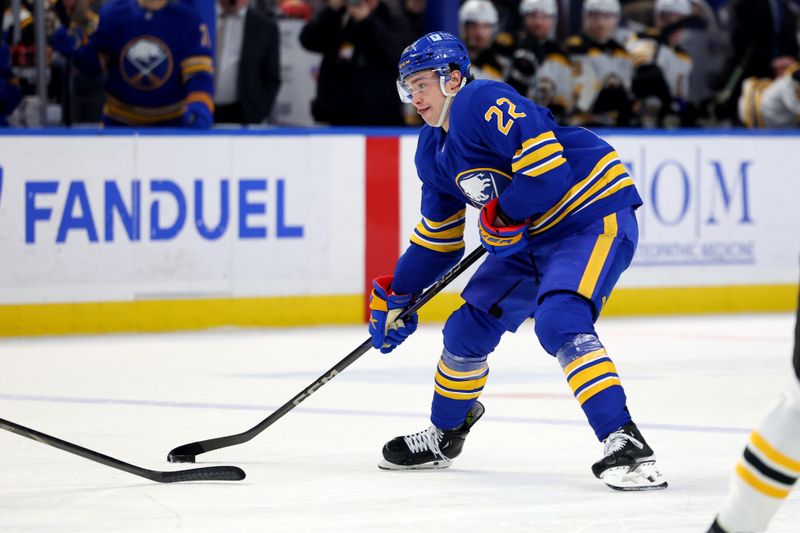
[484,98,526,135]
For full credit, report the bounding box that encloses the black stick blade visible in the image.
[156,466,245,483]
[167,442,205,463]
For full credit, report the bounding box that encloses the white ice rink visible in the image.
[1,314,798,533]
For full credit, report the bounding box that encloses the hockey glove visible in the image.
[182,101,213,129]
[368,275,418,354]
[50,27,83,57]
[479,198,530,257]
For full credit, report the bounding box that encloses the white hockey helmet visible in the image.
[654,0,692,16]
[583,0,621,16]
[459,0,499,26]
[520,0,557,17]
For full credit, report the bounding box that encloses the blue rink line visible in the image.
[0,392,749,436]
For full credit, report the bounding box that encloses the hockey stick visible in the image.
[167,245,488,463]
[0,417,245,482]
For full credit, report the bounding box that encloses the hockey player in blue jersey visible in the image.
[369,31,667,490]
[50,0,214,128]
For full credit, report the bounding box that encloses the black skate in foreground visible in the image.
[379,401,485,470]
[592,422,668,490]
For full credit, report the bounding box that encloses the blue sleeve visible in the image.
[180,10,215,109]
[460,83,575,223]
[392,183,466,295]
[74,5,116,77]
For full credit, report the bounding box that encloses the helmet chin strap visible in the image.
[433,75,467,128]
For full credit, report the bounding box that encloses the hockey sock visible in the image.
[430,349,489,430]
[716,380,800,532]
[556,333,631,440]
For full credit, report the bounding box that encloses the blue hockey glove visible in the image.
[479,198,530,257]
[50,26,83,57]
[182,101,213,129]
[368,275,418,354]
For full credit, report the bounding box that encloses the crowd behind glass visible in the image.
[1,0,797,128]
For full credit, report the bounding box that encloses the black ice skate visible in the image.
[591,422,668,491]
[378,401,485,470]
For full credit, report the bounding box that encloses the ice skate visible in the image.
[378,401,485,470]
[591,422,668,491]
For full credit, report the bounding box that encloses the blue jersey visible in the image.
[76,0,214,126]
[393,79,642,295]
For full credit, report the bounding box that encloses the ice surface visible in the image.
[1,314,797,532]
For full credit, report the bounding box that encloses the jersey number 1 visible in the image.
[484,98,526,136]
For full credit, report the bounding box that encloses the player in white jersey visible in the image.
[709,265,800,532]
[565,0,634,126]
[738,63,800,128]
[625,0,693,126]
[504,0,574,123]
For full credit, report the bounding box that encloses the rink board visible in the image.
[0,129,798,335]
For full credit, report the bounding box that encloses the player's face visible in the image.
[584,11,618,43]
[524,12,554,41]
[463,22,495,52]
[405,70,445,125]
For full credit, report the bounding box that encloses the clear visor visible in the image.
[396,68,449,103]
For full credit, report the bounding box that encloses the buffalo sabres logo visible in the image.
[120,36,173,91]
[455,168,511,207]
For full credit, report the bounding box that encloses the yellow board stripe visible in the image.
[562,348,608,375]
[567,361,617,392]
[2,284,797,337]
[575,376,621,405]
[434,384,483,400]
[438,359,488,379]
[435,373,489,391]
[0,295,363,337]
[511,142,563,173]
[736,462,791,499]
[752,432,800,473]
[577,214,618,299]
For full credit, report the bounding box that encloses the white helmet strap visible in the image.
[433,73,467,128]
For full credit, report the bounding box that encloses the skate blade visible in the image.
[599,461,668,491]
[377,458,452,471]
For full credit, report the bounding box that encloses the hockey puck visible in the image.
[168,453,196,463]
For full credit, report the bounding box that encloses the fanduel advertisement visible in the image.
[0,135,364,304]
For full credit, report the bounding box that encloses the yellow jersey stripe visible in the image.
[187,92,215,112]
[434,384,483,400]
[530,151,619,227]
[423,210,467,229]
[182,64,215,78]
[104,103,184,125]
[435,373,489,391]
[567,361,618,392]
[562,348,608,375]
[181,55,213,67]
[415,221,465,240]
[736,462,791,499]
[751,432,800,473]
[513,131,556,160]
[577,214,619,299]
[575,376,621,405]
[438,359,488,379]
[511,142,563,173]
[532,163,627,235]
[522,156,567,178]
[410,234,465,253]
